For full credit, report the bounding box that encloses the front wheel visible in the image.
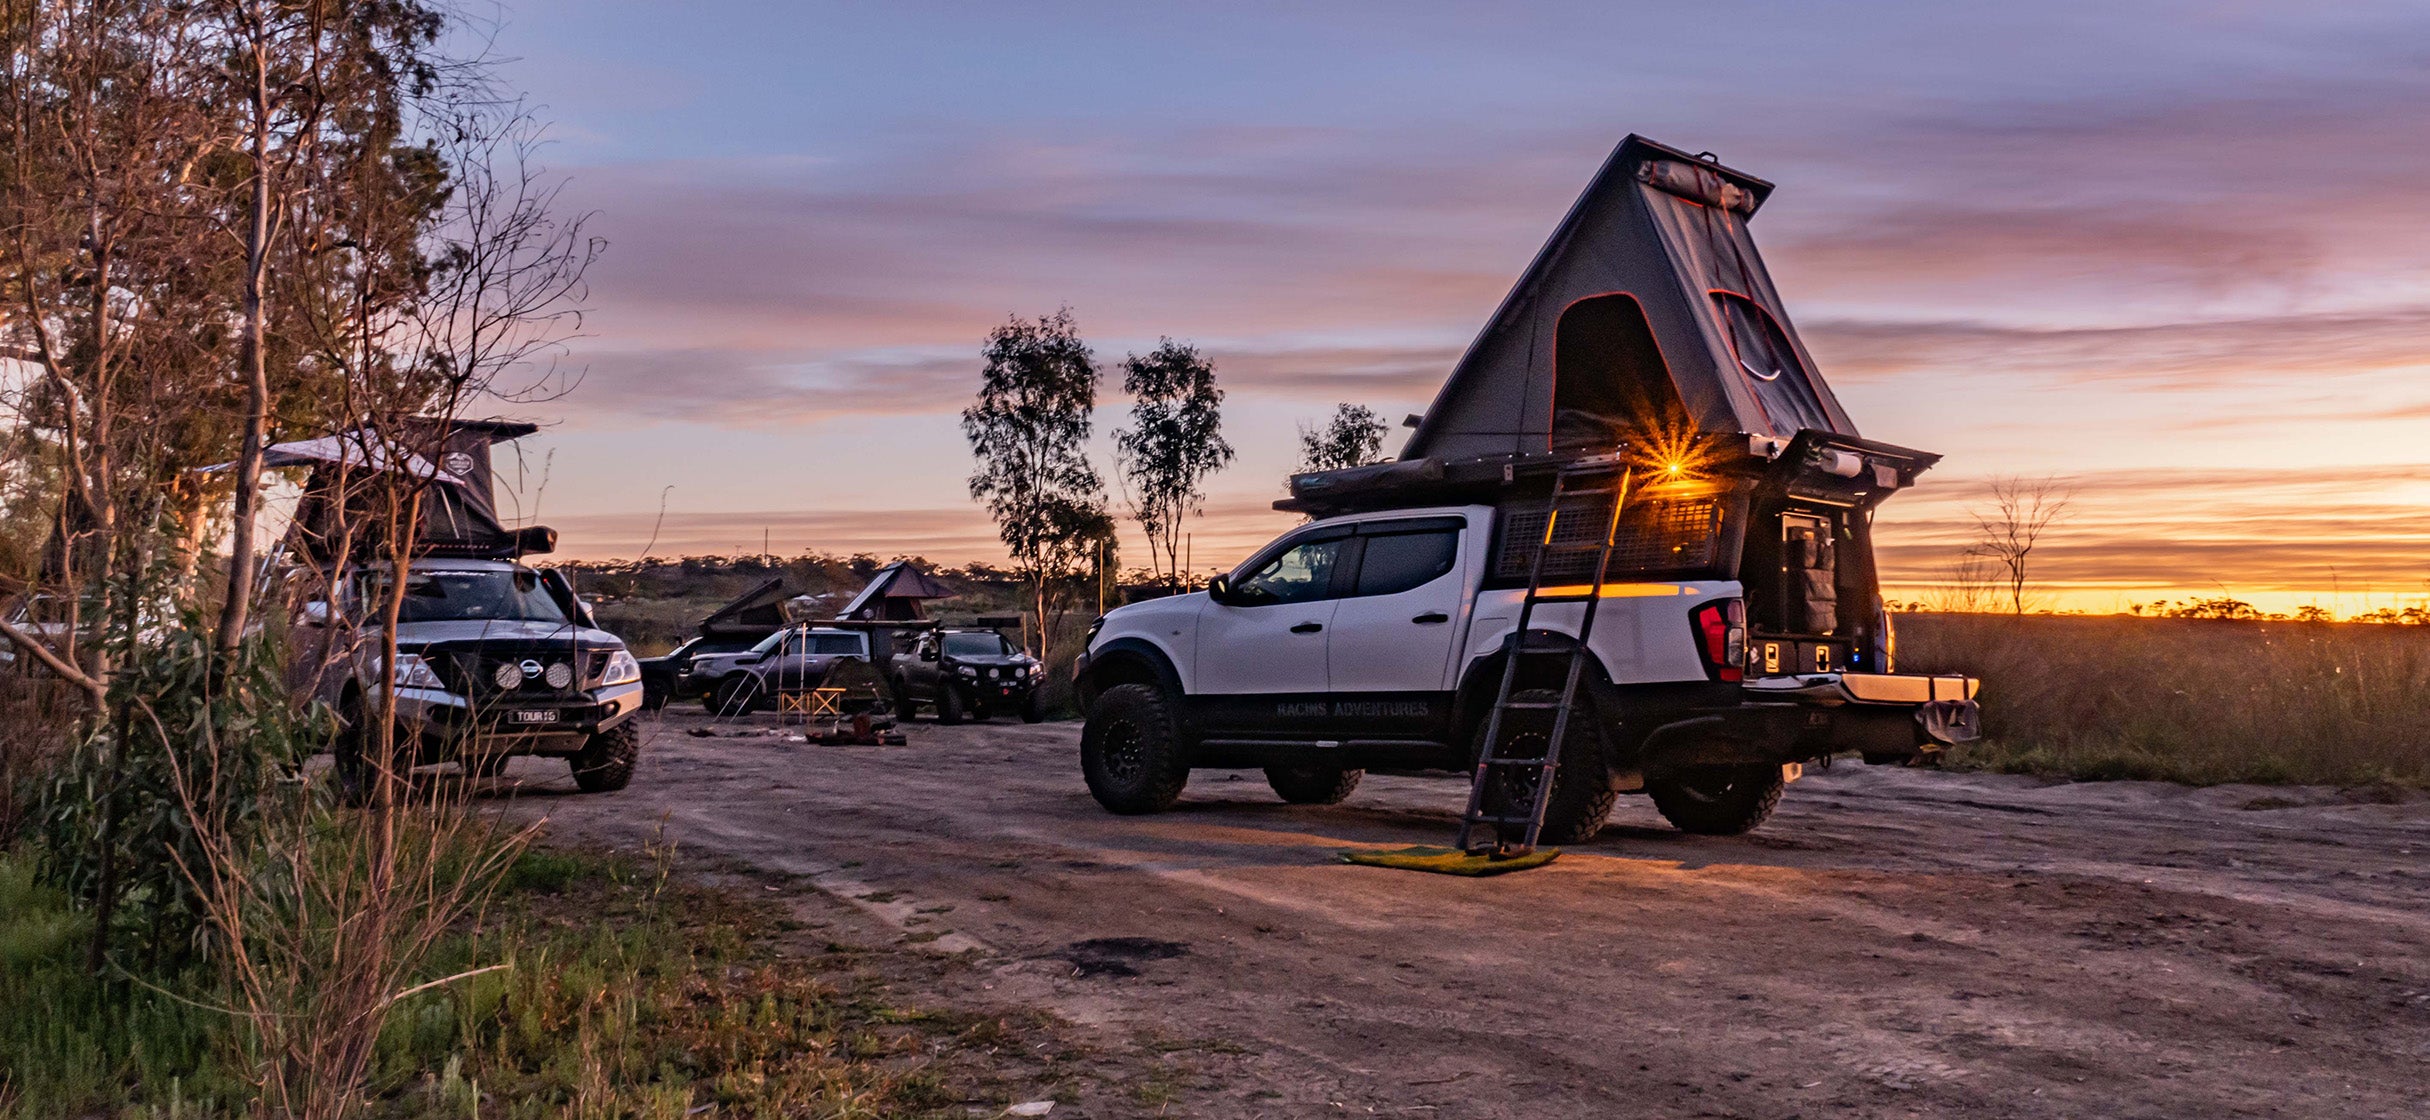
[1647,763,1784,835]
[711,674,763,717]
[1081,684,1188,814]
[570,722,641,793]
[1265,764,1361,805]
[1019,689,1046,724]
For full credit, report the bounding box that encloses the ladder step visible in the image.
[1480,757,1555,768]
[1496,700,1566,710]
[1539,541,1612,554]
[1463,813,1542,825]
[1527,592,1597,603]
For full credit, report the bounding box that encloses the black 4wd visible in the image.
[889,628,1045,724]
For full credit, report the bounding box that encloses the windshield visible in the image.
[942,632,1012,657]
[383,568,568,625]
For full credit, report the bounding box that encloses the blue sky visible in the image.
[466,1,2430,612]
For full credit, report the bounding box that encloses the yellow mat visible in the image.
[1338,845,1559,876]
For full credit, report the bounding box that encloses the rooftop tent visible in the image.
[1399,135,1855,462]
[273,418,550,562]
[698,576,793,639]
[837,561,958,622]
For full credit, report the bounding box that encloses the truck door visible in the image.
[1324,516,1467,737]
[1192,526,1349,728]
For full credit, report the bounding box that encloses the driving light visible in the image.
[544,661,575,690]
[391,653,444,690]
[601,649,641,686]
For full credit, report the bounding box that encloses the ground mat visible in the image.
[1339,846,1559,876]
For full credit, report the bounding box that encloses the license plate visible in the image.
[509,709,559,725]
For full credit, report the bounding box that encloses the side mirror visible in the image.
[1205,574,1234,605]
[301,600,332,626]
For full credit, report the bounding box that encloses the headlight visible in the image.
[957,665,979,677]
[391,653,444,690]
[601,649,641,686]
[1027,663,1043,677]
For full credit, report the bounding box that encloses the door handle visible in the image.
[1412,611,1450,625]
[1290,622,1324,634]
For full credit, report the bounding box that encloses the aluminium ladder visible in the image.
[1456,455,1634,856]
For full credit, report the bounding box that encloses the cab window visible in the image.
[1230,537,1347,606]
[1352,529,1459,597]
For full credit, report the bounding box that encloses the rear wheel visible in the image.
[1264,764,1362,805]
[711,674,762,717]
[890,678,918,721]
[937,684,964,725]
[1469,689,1616,846]
[1081,684,1188,814]
[1648,763,1784,835]
[570,722,641,793]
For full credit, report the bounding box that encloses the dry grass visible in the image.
[1894,613,2430,788]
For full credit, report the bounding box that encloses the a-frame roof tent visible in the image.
[1399,135,1857,463]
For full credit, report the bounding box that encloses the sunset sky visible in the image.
[473,1,2430,615]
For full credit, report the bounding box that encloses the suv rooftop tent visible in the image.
[273,417,553,563]
[698,576,793,639]
[1283,135,1876,515]
[837,561,958,622]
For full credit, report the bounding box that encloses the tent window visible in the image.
[1711,292,1831,435]
[1550,294,1682,452]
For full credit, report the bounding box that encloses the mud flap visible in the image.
[1919,699,1981,745]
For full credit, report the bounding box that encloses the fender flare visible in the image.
[1076,636,1186,710]
[1449,629,1621,748]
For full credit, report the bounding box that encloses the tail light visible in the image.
[1690,598,1745,682]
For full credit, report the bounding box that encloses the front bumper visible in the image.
[1640,672,1980,770]
[383,680,644,755]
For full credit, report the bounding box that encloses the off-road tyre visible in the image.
[937,684,965,725]
[1264,764,1362,805]
[711,674,762,717]
[1081,683,1189,814]
[1648,763,1784,835]
[890,678,918,721]
[1470,689,1617,846]
[570,722,641,793]
[1020,689,1047,724]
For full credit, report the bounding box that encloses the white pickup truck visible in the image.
[1073,439,1980,842]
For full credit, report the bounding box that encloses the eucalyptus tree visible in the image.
[1115,339,1231,594]
[1296,402,1389,474]
[963,309,1113,662]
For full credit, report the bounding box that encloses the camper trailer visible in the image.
[1075,136,1980,844]
[279,420,646,800]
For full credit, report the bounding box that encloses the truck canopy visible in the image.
[1400,135,1855,462]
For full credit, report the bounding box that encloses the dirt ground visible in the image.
[501,707,2430,1119]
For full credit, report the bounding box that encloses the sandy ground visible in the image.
[499,707,2430,1119]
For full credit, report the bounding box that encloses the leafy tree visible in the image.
[1115,340,1232,594]
[963,310,1112,662]
[1296,403,1389,474]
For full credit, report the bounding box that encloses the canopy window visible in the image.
[1550,293,1686,452]
[1712,292,1832,436]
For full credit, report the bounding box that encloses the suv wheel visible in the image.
[1470,689,1617,845]
[570,722,642,793]
[711,674,762,717]
[890,678,918,721]
[1019,689,1047,724]
[1648,763,1784,835]
[1264,764,1361,805]
[1081,683,1188,814]
[937,684,965,725]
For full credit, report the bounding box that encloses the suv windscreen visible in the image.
[385,569,568,625]
[942,632,1011,657]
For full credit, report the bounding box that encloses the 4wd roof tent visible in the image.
[698,576,793,639]
[1283,135,1898,515]
[275,417,552,563]
[837,561,958,622]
